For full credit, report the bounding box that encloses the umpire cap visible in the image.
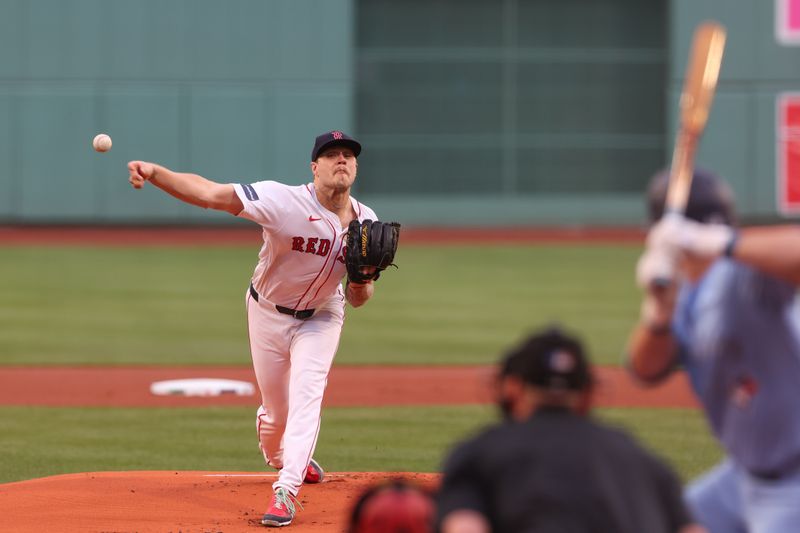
[646,168,736,225]
[500,326,593,392]
[311,130,362,161]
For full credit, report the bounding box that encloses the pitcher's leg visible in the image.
[247,296,292,469]
[273,306,343,495]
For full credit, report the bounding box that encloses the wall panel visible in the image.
[0,0,353,224]
[0,91,13,217]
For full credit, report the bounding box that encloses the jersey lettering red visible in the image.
[292,236,334,258]
[317,239,331,257]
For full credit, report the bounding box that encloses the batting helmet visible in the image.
[349,480,435,533]
[646,168,736,225]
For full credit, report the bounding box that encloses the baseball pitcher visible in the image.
[128,131,400,527]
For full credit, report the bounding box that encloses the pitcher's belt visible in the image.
[249,283,315,320]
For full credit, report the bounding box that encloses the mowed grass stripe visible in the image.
[0,244,642,365]
[0,405,720,484]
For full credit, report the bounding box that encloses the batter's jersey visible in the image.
[673,259,800,476]
[233,181,377,311]
[437,408,691,533]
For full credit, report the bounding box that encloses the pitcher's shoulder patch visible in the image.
[240,183,259,201]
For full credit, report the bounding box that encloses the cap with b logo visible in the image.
[311,130,362,161]
[500,327,593,391]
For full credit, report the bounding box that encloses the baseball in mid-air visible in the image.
[92,133,112,153]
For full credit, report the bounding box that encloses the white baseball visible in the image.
[92,133,113,153]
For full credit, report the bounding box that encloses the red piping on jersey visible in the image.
[307,191,362,304]
[303,404,324,483]
[308,232,346,303]
[257,411,268,460]
[293,185,338,310]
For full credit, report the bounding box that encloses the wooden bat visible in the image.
[665,21,727,214]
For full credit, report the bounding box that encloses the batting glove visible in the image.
[647,212,737,259]
[639,282,678,332]
[636,244,680,289]
[636,245,680,331]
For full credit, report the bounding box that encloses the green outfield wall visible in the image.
[0,0,355,224]
[670,0,800,221]
[0,0,797,226]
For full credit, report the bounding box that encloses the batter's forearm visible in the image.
[626,323,678,383]
[732,226,800,285]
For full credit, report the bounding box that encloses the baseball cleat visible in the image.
[262,488,297,527]
[303,458,324,484]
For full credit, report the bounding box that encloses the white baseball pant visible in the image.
[246,288,345,495]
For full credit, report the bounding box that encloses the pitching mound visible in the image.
[0,471,439,532]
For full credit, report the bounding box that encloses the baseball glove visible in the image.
[345,219,401,284]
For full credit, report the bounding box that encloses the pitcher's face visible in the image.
[312,147,357,191]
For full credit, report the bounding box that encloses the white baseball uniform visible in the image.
[233,180,377,496]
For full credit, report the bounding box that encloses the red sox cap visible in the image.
[311,130,362,161]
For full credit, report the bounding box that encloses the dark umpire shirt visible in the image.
[437,407,691,533]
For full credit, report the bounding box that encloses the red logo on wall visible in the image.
[777,0,800,45]
[778,94,800,214]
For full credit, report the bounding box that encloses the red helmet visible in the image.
[349,480,435,533]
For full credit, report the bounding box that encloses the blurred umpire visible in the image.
[628,168,800,532]
[437,326,703,533]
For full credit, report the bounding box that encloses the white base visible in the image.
[150,378,255,397]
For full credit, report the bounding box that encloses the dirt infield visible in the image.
[0,471,438,533]
[0,226,670,531]
[0,365,697,532]
[0,365,696,409]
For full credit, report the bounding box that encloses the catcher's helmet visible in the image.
[646,168,736,225]
[349,480,434,533]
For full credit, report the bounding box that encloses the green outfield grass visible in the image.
[0,243,724,498]
[0,243,642,366]
[0,405,720,485]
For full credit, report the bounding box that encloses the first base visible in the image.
[150,378,255,397]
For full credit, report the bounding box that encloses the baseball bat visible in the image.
[664,21,727,214]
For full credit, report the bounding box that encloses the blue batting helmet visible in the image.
[646,168,736,225]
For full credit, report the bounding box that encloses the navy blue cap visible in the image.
[500,327,593,391]
[311,130,362,161]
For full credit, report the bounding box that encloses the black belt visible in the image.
[249,283,315,320]
[748,453,800,481]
